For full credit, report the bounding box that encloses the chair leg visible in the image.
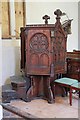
[53,83,55,102]
[79,91,80,98]
[65,87,69,96]
[70,87,72,106]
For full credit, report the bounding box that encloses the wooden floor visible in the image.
[3,94,80,119]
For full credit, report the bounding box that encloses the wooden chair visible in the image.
[54,77,78,105]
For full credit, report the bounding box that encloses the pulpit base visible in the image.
[24,75,54,104]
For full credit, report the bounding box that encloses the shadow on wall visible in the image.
[4,47,21,85]
[5,78,11,85]
[14,47,21,75]
[2,46,21,85]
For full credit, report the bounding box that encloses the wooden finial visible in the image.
[54,9,62,20]
[42,15,50,24]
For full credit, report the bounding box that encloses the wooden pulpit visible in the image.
[20,9,72,103]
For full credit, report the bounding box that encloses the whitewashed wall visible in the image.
[1,1,79,86]
[2,40,21,85]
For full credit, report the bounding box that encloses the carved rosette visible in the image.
[30,33,49,53]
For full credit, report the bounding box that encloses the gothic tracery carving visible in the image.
[30,33,49,53]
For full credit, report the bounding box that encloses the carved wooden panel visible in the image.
[30,33,48,53]
[26,29,51,75]
[53,26,66,74]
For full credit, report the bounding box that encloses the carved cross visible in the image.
[42,15,50,24]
